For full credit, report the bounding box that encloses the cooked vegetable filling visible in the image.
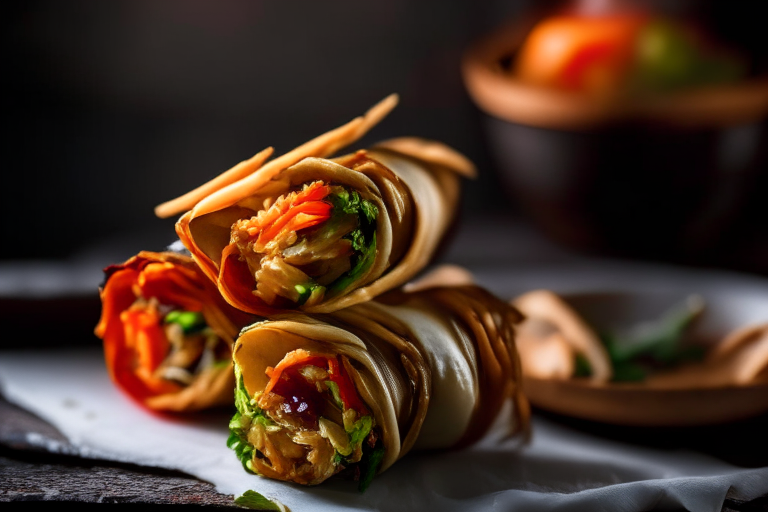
[230,181,378,307]
[228,349,382,487]
[121,298,230,387]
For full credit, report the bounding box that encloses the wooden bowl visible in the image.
[461,16,768,259]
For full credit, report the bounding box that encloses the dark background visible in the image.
[2,0,767,270]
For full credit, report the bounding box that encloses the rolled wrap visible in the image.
[227,284,529,488]
[155,95,476,316]
[95,251,253,411]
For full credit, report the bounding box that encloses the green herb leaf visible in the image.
[328,235,377,294]
[234,490,283,511]
[347,415,373,447]
[291,188,378,298]
[605,295,704,365]
[358,440,385,493]
[599,295,705,382]
[573,353,592,378]
[164,310,206,334]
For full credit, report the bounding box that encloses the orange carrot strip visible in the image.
[257,201,332,245]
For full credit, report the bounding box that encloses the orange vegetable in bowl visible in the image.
[514,12,746,96]
[515,13,647,95]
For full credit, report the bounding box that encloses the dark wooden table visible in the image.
[0,395,241,508]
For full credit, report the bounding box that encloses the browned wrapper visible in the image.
[154,95,475,316]
[227,283,529,487]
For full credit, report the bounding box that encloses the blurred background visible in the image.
[2,0,767,272]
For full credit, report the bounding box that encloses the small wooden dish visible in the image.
[520,290,768,426]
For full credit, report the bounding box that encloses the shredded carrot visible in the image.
[238,181,332,244]
[258,200,332,245]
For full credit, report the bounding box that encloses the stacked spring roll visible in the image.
[226,284,529,488]
[154,94,476,316]
[93,95,528,493]
[95,251,253,411]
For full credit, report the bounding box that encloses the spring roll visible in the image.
[95,251,253,411]
[154,95,476,316]
[226,284,529,489]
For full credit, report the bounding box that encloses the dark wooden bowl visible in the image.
[462,16,768,260]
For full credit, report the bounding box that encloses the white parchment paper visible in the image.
[0,348,765,512]
[3,235,768,512]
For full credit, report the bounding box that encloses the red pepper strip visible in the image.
[99,268,142,388]
[327,357,369,415]
[121,306,169,378]
[99,267,181,402]
[116,303,180,400]
[295,181,333,203]
[239,181,330,242]
[263,349,329,396]
[263,349,368,415]
[138,262,206,313]
[218,242,267,314]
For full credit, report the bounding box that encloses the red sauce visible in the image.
[271,364,326,428]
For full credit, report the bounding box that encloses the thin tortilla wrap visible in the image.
[171,132,472,315]
[229,284,528,486]
[95,251,253,411]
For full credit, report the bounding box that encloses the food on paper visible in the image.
[155,95,475,316]
[227,284,529,488]
[95,251,253,411]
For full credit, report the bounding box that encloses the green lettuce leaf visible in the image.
[234,490,283,511]
[228,363,275,474]
[325,190,378,294]
[346,415,373,447]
